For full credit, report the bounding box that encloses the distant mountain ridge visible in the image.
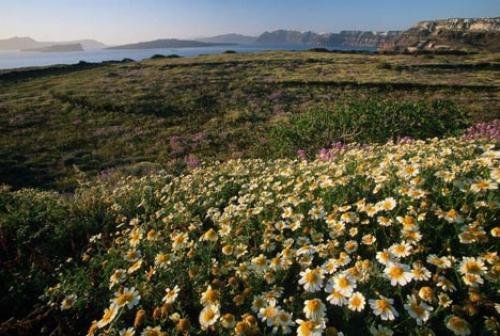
[3,17,497,53]
[255,30,401,48]
[107,39,236,50]
[197,34,257,45]
[253,17,499,51]
[0,37,106,50]
[22,43,84,53]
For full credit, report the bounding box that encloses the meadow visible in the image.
[0,51,499,335]
[1,51,499,190]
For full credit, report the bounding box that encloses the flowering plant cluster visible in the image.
[49,137,499,336]
[463,120,500,142]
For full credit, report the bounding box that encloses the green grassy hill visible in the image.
[1,51,499,191]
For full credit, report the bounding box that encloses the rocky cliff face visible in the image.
[383,17,500,52]
[329,31,401,47]
[256,30,400,48]
[414,17,499,33]
[256,30,322,46]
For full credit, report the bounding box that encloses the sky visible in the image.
[1,0,499,45]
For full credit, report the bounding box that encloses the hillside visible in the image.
[198,33,257,45]
[22,43,84,52]
[0,37,40,50]
[383,17,500,52]
[0,51,498,191]
[108,39,235,50]
[0,37,106,50]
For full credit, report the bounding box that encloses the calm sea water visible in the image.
[0,45,374,70]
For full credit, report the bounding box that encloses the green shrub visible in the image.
[269,99,469,157]
[0,187,72,318]
[0,175,168,322]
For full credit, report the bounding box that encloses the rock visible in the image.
[382,17,500,52]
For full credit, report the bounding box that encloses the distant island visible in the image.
[107,39,236,50]
[0,37,105,50]
[22,43,84,53]
[197,33,257,45]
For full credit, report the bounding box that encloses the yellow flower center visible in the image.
[405,166,416,175]
[299,320,316,334]
[205,289,218,302]
[116,292,133,305]
[411,303,424,316]
[307,300,320,312]
[449,316,467,329]
[338,277,349,288]
[447,209,457,219]
[377,299,390,311]
[264,307,276,318]
[402,216,415,228]
[204,309,215,321]
[389,265,403,278]
[351,296,361,306]
[465,261,481,274]
[476,181,488,189]
[255,257,266,266]
[394,245,406,254]
[304,271,318,284]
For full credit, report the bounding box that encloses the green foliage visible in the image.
[269,99,469,156]
[0,51,497,191]
[0,187,68,318]
[0,173,172,323]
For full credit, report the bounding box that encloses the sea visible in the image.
[0,45,375,70]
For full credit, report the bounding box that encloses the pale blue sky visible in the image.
[1,0,499,44]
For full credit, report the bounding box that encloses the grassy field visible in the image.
[0,51,499,335]
[1,51,499,190]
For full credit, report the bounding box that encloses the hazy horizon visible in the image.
[1,0,499,45]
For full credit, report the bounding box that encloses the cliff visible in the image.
[255,30,401,48]
[382,17,500,52]
[328,31,402,48]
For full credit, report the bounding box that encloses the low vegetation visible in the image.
[1,51,499,190]
[0,51,498,335]
[1,137,498,335]
[269,99,467,157]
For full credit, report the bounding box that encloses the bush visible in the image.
[0,175,170,328]
[269,99,469,157]
[150,54,166,60]
[0,187,71,319]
